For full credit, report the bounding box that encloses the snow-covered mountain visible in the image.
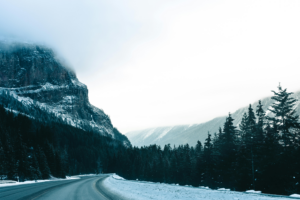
[126,91,300,147]
[0,41,130,146]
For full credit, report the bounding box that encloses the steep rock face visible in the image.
[0,42,130,146]
[126,91,300,147]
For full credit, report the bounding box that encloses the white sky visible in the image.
[1,0,300,134]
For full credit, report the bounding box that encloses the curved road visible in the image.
[0,175,125,200]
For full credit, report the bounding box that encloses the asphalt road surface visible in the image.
[0,175,126,200]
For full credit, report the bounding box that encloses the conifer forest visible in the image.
[1,85,300,196]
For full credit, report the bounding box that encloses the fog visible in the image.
[1,0,300,134]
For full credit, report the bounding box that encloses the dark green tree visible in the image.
[246,104,256,147]
[14,131,29,182]
[202,132,214,188]
[36,146,51,179]
[239,113,248,139]
[268,84,300,147]
[0,138,6,180]
[260,122,281,194]
[219,113,237,189]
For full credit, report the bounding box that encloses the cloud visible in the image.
[0,0,140,75]
[1,0,300,133]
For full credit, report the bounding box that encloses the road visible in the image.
[0,175,126,200]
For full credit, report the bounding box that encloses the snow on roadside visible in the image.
[246,190,262,194]
[0,176,80,188]
[103,175,300,200]
[112,174,125,180]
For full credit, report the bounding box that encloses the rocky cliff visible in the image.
[0,41,130,146]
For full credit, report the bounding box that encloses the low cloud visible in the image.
[1,0,300,133]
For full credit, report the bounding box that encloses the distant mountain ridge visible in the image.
[0,41,130,146]
[126,90,300,147]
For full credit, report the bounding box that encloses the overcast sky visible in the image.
[1,0,300,134]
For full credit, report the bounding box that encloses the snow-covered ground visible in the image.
[103,174,300,200]
[0,176,80,188]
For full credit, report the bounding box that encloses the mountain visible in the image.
[126,90,300,147]
[0,41,130,146]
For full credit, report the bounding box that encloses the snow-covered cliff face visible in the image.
[126,91,300,147]
[0,42,130,146]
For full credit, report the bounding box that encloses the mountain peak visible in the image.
[0,42,130,146]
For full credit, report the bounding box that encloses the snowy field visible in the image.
[103,174,300,200]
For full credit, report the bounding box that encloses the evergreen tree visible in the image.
[14,131,29,182]
[246,104,256,147]
[195,141,202,157]
[202,132,214,188]
[43,142,56,176]
[253,100,266,189]
[268,84,300,147]
[3,132,17,180]
[170,150,179,184]
[260,122,281,193]
[194,141,204,186]
[54,152,66,178]
[219,113,237,189]
[36,146,51,179]
[0,138,6,180]
[30,151,42,180]
[234,136,252,191]
[183,144,192,185]
[256,100,265,133]
[239,113,248,139]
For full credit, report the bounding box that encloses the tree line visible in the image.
[110,85,300,195]
[0,102,127,182]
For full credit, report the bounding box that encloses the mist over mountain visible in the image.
[126,90,300,147]
[0,41,130,146]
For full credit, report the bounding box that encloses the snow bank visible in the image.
[77,174,98,177]
[291,194,300,198]
[0,180,17,184]
[218,188,230,191]
[103,175,298,200]
[246,190,262,193]
[66,176,80,180]
[112,174,125,180]
[0,175,80,188]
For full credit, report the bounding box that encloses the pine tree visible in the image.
[246,104,256,147]
[54,152,66,178]
[36,146,51,179]
[239,113,248,139]
[219,113,237,189]
[202,132,214,188]
[14,131,29,182]
[0,138,6,180]
[183,144,192,185]
[195,141,202,157]
[170,150,179,184]
[43,142,56,176]
[235,137,252,191]
[3,132,17,180]
[194,141,204,186]
[242,105,257,189]
[256,100,265,133]
[268,84,300,147]
[260,122,281,194]
[30,151,42,181]
[253,100,266,189]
